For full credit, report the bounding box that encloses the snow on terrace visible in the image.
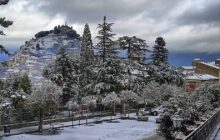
[1,116,158,140]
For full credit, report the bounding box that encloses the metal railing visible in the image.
[183,108,220,140]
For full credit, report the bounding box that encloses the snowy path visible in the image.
[1,115,158,140]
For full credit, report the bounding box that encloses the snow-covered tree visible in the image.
[84,59,124,97]
[66,100,79,111]
[118,36,149,63]
[146,64,183,86]
[96,16,116,62]
[0,94,12,125]
[27,81,61,132]
[81,95,97,107]
[103,92,120,114]
[151,37,168,66]
[196,82,220,108]
[79,24,95,97]
[81,23,93,58]
[10,89,27,108]
[1,73,32,108]
[43,46,79,104]
[140,82,161,106]
[18,73,32,94]
[158,112,173,139]
[81,95,97,113]
[103,92,120,106]
[120,90,139,104]
[158,82,220,138]
[0,0,13,55]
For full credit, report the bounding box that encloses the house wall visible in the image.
[195,62,220,83]
[184,80,200,92]
[184,79,219,92]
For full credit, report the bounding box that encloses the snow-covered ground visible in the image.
[1,116,158,140]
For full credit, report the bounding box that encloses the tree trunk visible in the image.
[113,102,116,115]
[38,108,43,133]
[123,103,126,115]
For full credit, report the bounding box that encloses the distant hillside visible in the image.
[0,25,81,83]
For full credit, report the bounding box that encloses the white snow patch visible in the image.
[2,116,158,140]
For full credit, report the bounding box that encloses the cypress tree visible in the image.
[80,23,94,63]
[79,24,94,97]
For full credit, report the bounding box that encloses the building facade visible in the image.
[182,59,220,92]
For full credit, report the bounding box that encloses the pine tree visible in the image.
[0,0,13,55]
[118,36,149,63]
[151,37,168,66]
[79,24,94,97]
[96,16,116,62]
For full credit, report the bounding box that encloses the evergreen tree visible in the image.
[79,24,94,97]
[43,46,79,104]
[118,36,149,63]
[0,0,13,55]
[19,73,32,94]
[151,37,168,66]
[85,59,124,97]
[96,16,116,62]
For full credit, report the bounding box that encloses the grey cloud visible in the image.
[1,0,220,54]
[166,31,220,53]
[27,0,181,23]
[176,0,220,26]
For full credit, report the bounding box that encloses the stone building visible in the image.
[181,59,219,92]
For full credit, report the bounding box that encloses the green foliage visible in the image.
[118,36,149,63]
[43,47,79,104]
[151,37,168,66]
[159,113,173,139]
[0,80,3,91]
[96,16,116,62]
[19,73,32,94]
[79,24,95,97]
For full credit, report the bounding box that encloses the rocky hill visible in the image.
[0,25,81,83]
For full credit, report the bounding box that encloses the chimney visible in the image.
[192,58,202,69]
[215,59,220,66]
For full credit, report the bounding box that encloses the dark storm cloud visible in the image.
[1,0,220,53]
[176,0,220,26]
[28,0,181,23]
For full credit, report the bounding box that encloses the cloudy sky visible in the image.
[0,0,220,54]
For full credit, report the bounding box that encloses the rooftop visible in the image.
[181,66,194,70]
[199,61,220,70]
[184,73,219,81]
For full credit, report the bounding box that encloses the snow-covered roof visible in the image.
[199,61,220,70]
[194,58,201,61]
[181,66,194,70]
[185,73,219,81]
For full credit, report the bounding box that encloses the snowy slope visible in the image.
[0,26,81,83]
